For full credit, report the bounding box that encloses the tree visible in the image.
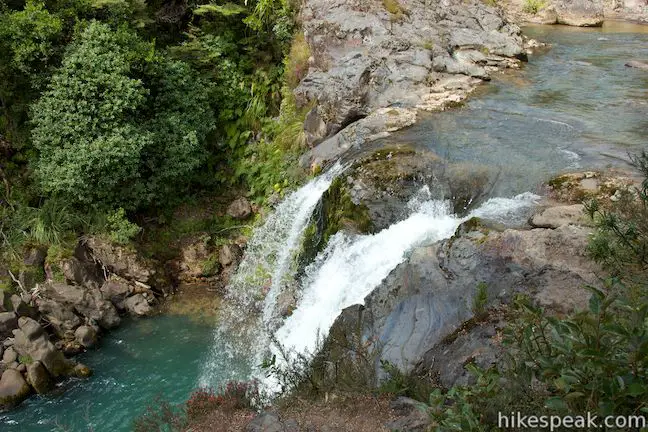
[31,21,214,210]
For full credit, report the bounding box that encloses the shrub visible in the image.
[31,22,214,211]
[106,207,141,245]
[522,0,546,14]
[186,381,260,421]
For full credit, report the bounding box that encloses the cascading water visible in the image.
[199,163,344,387]
[200,165,539,394]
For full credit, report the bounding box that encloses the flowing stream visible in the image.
[3,21,648,431]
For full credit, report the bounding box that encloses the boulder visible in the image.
[26,361,53,394]
[72,363,92,378]
[0,312,18,338]
[0,369,31,408]
[12,317,70,377]
[40,283,120,330]
[23,247,47,267]
[529,204,586,228]
[61,256,105,289]
[2,347,17,364]
[74,325,98,348]
[625,60,648,71]
[100,278,131,310]
[36,298,82,338]
[246,412,285,432]
[124,294,153,316]
[227,197,253,220]
[0,289,11,312]
[176,239,214,280]
[83,237,158,287]
[10,294,38,319]
[554,0,604,26]
[218,244,243,268]
[385,397,431,432]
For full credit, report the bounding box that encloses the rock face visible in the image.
[529,204,587,228]
[328,220,598,380]
[0,369,31,409]
[297,0,525,155]
[26,361,53,394]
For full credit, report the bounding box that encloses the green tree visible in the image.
[31,21,214,210]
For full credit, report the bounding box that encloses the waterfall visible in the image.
[199,163,344,387]
[199,167,539,393]
[263,189,539,393]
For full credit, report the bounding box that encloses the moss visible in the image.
[321,177,373,244]
[201,253,221,277]
[382,0,408,21]
[284,32,311,90]
[547,174,571,189]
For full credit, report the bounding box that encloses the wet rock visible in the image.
[554,0,604,26]
[12,317,70,377]
[246,412,284,432]
[0,312,18,338]
[72,363,92,378]
[625,60,648,71]
[0,369,31,408]
[227,197,253,220]
[36,298,82,339]
[74,325,98,348]
[529,204,586,228]
[218,244,243,268]
[124,294,152,316]
[327,222,597,378]
[385,397,431,432]
[2,347,17,364]
[26,361,53,394]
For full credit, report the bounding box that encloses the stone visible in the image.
[74,325,98,348]
[16,363,26,373]
[26,361,53,394]
[0,312,18,338]
[124,294,152,316]
[385,397,431,432]
[2,347,17,364]
[246,412,284,432]
[11,294,38,319]
[72,363,92,378]
[0,369,31,408]
[23,247,47,267]
[554,0,604,26]
[61,256,105,289]
[227,197,253,220]
[12,317,70,377]
[39,283,120,330]
[100,279,131,310]
[218,244,243,268]
[36,298,82,338]
[83,237,158,287]
[529,204,586,228]
[625,60,648,71]
[0,289,11,312]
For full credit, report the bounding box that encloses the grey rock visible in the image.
[23,247,47,267]
[0,290,11,312]
[227,197,253,220]
[16,363,26,373]
[386,397,430,432]
[0,312,18,338]
[0,369,31,408]
[26,361,53,394]
[61,256,105,289]
[124,294,152,316]
[40,283,120,330]
[84,237,158,287]
[554,0,604,26]
[13,317,70,377]
[625,60,648,71]
[296,0,525,147]
[36,298,82,338]
[529,204,586,228]
[11,294,38,319]
[100,279,131,310]
[2,347,17,364]
[327,223,597,379]
[246,412,285,432]
[74,325,98,348]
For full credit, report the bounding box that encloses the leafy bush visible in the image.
[522,0,546,14]
[106,208,141,245]
[31,22,214,211]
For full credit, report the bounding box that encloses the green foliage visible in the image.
[504,287,648,417]
[284,32,310,89]
[106,208,141,245]
[379,360,437,402]
[31,22,214,210]
[18,354,33,364]
[0,1,63,76]
[522,0,546,14]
